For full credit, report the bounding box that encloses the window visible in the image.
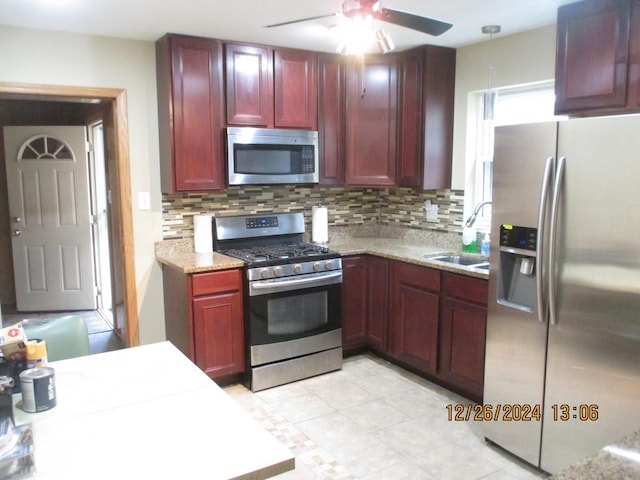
[466,80,563,232]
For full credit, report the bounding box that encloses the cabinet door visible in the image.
[191,270,244,379]
[341,256,368,351]
[193,290,244,378]
[388,261,440,374]
[274,48,318,129]
[318,53,345,185]
[439,273,488,401]
[225,43,273,126]
[397,47,423,187]
[345,55,398,186]
[156,34,225,192]
[555,0,631,114]
[422,46,455,189]
[367,256,389,352]
[439,298,486,401]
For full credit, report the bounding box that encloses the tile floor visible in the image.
[225,354,549,480]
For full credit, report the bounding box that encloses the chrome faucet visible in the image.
[465,201,492,227]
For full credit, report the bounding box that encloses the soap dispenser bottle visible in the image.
[481,233,491,257]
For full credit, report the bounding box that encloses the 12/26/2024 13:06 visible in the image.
[446,403,599,422]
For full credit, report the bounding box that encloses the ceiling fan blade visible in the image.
[265,13,338,28]
[375,8,452,36]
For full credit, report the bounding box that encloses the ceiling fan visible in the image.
[265,0,453,38]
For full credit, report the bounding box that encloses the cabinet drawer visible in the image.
[192,269,242,296]
[393,261,440,291]
[443,272,488,306]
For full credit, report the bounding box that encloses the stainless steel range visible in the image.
[213,212,342,392]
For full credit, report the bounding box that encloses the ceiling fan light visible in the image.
[375,29,394,53]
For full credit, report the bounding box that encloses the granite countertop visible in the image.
[328,237,489,279]
[551,429,640,479]
[155,231,489,279]
[155,238,244,273]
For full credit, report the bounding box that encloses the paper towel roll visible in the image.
[193,215,213,253]
[312,206,329,244]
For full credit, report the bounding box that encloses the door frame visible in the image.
[0,82,138,347]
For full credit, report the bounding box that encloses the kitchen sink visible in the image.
[426,254,489,270]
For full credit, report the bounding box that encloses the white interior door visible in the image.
[4,126,96,311]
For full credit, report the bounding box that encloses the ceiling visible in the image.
[1,0,576,52]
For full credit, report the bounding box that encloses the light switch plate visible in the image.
[138,191,151,210]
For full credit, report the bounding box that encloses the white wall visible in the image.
[0,26,166,345]
[451,25,558,198]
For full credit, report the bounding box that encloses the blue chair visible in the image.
[22,315,90,361]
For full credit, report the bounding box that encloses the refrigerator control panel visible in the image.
[500,225,537,251]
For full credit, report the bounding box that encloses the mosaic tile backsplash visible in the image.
[162,186,465,240]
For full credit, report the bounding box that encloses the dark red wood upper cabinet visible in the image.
[225,43,274,127]
[318,53,345,186]
[274,48,318,129]
[555,0,631,114]
[422,46,455,190]
[397,47,424,188]
[156,34,226,193]
[345,54,398,186]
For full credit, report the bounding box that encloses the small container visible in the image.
[19,367,56,413]
[25,339,47,369]
[462,226,477,253]
[481,233,491,257]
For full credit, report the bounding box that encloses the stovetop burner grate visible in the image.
[221,242,336,266]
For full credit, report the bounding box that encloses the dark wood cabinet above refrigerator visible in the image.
[555,0,640,116]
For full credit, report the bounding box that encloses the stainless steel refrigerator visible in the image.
[483,115,640,474]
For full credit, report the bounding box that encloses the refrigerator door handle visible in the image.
[548,156,566,326]
[536,156,555,323]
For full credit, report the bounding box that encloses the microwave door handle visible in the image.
[249,271,343,296]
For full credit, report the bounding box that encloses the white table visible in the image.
[12,342,294,479]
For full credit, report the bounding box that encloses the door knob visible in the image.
[12,216,21,223]
[12,230,21,236]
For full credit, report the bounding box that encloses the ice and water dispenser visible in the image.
[497,225,538,311]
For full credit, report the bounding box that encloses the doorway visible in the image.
[0,83,138,348]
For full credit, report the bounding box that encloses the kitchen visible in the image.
[2,0,640,478]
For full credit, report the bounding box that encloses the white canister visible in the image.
[193,215,213,253]
[312,206,329,244]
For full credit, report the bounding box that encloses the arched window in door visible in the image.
[18,135,74,161]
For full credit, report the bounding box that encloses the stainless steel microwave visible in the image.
[226,127,319,185]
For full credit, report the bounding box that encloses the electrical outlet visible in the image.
[424,200,438,222]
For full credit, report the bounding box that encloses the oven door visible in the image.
[248,271,342,347]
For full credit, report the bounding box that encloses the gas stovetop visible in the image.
[212,212,342,279]
[221,242,338,267]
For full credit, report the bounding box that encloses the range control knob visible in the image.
[294,264,302,274]
[260,268,269,279]
[274,266,283,277]
[325,260,334,270]
[313,262,321,272]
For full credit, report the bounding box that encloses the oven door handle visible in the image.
[249,271,343,296]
